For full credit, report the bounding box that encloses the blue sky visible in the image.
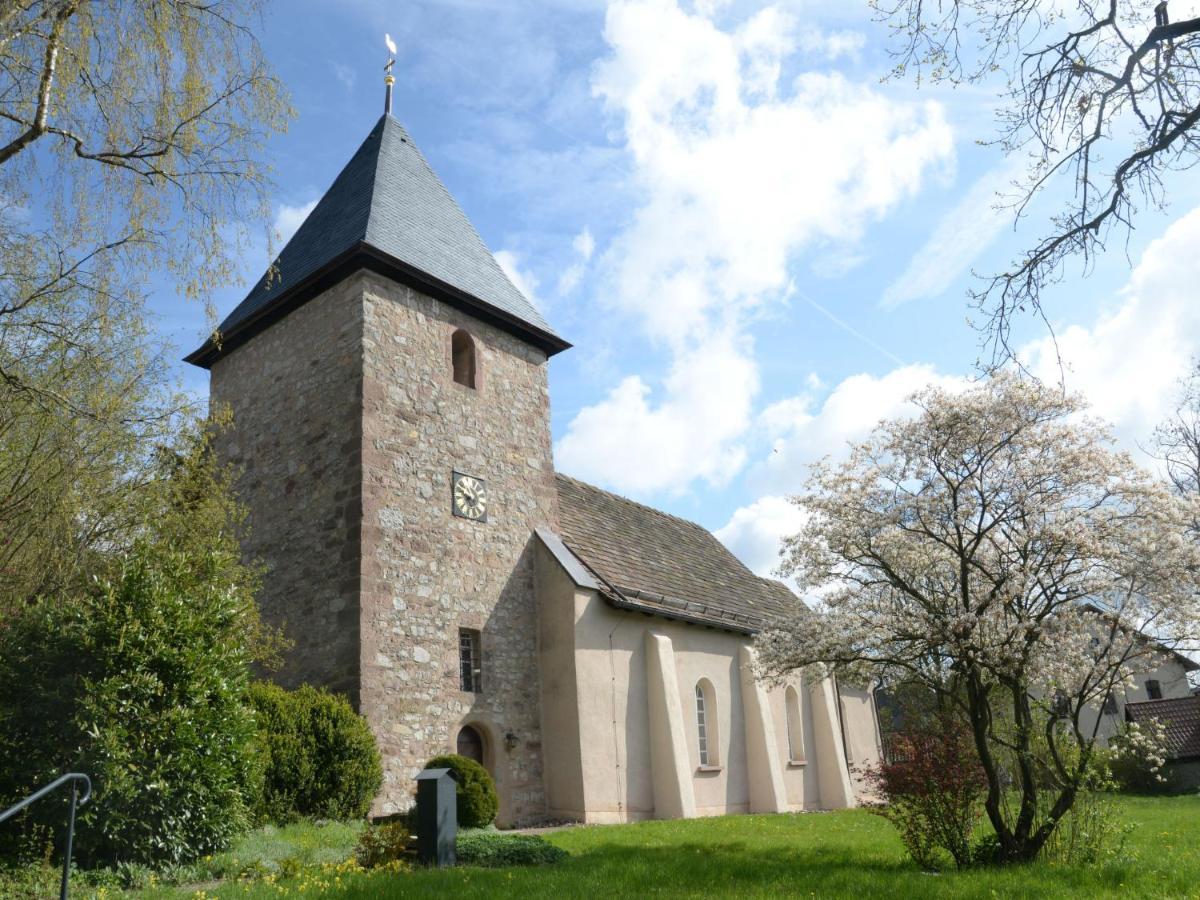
[155,0,1200,581]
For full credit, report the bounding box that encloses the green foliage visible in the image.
[0,547,260,866]
[35,797,1200,898]
[0,428,270,868]
[423,754,498,829]
[188,820,363,882]
[456,831,567,868]
[1041,790,1132,866]
[248,682,382,824]
[1,0,292,609]
[0,861,61,900]
[355,821,414,870]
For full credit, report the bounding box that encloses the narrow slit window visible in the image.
[452,329,477,388]
[459,628,482,693]
[694,679,720,767]
[785,684,805,763]
[696,683,710,766]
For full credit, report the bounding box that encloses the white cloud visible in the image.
[496,249,543,309]
[718,203,1200,586]
[882,160,1021,308]
[331,62,357,94]
[717,364,966,573]
[555,331,757,494]
[557,227,596,294]
[573,227,595,260]
[1021,204,1200,450]
[714,494,806,578]
[274,199,318,244]
[756,363,968,490]
[555,0,954,496]
[798,28,865,61]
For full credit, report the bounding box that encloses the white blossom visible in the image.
[756,372,1200,857]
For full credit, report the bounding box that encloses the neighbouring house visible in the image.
[185,101,881,826]
[1125,695,1200,792]
[1074,608,1199,746]
[875,608,1198,763]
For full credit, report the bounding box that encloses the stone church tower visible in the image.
[191,104,884,829]
[187,112,571,824]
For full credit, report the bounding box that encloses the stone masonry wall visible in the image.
[209,277,365,702]
[358,272,559,826]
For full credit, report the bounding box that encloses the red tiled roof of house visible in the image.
[1125,695,1200,762]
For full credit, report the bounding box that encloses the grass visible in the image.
[105,794,1200,898]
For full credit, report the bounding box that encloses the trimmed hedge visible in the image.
[423,754,498,828]
[456,831,567,867]
[249,682,382,823]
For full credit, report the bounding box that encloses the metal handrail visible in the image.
[0,773,92,900]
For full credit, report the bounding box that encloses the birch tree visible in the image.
[0,1,289,604]
[758,373,1200,862]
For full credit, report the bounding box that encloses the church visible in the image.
[186,104,883,826]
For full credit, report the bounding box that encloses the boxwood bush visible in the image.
[456,831,567,867]
[0,543,262,867]
[249,682,382,823]
[423,754,498,828]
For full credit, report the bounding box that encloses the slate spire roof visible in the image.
[187,114,568,367]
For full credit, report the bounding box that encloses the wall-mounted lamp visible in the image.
[504,731,518,752]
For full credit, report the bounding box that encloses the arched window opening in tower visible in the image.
[452,329,477,388]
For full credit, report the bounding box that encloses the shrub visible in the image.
[1108,720,1170,794]
[863,713,987,870]
[423,754,498,828]
[354,821,414,869]
[456,831,567,867]
[248,682,382,823]
[1040,788,1131,865]
[0,541,262,867]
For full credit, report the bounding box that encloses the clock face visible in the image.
[452,472,487,522]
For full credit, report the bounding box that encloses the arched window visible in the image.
[451,329,477,388]
[457,724,485,764]
[785,684,805,763]
[695,679,720,768]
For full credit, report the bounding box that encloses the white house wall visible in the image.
[533,540,587,820]
[1079,657,1195,745]
[543,576,869,822]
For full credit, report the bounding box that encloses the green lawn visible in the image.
[118,795,1200,899]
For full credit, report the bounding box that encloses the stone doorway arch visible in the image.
[456,723,486,765]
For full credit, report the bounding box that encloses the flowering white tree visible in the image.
[758,373,1200,863]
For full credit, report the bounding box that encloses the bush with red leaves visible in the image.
[864,714,987,870]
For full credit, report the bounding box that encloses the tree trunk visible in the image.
[965,673,1015,854]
